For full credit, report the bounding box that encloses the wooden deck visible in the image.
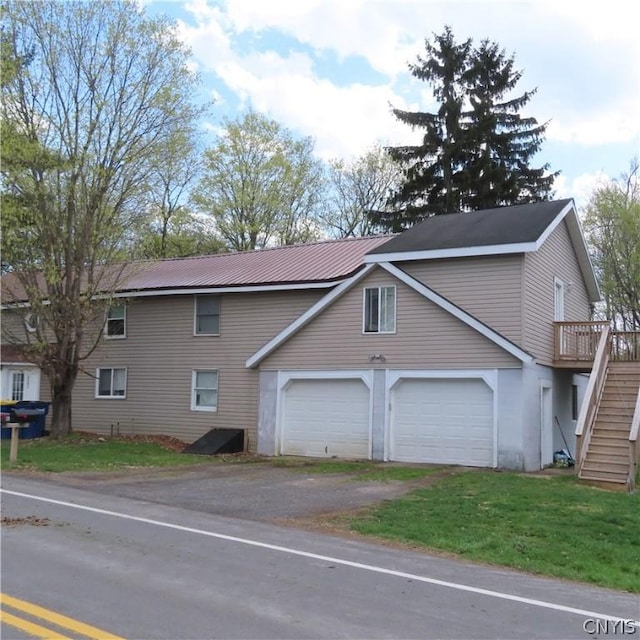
[564,323,640,491]
[554,322,640,369]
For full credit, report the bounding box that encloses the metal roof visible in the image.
[117,235,392,292]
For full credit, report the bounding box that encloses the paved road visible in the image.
[1,475,638,639]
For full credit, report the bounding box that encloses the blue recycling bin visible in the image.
[1,401,50,440]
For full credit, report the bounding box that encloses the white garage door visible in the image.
[390,378,493,466]
[281,378,370,458]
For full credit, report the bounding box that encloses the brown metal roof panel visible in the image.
[121,236,392,291]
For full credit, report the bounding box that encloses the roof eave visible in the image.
[364,241,539,264]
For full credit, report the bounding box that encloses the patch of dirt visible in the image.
[1,515,51,527]
[73,431,189,452]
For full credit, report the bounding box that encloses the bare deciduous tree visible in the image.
[1,0,206,436]
[321,145,401,238]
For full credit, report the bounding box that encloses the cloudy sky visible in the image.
[146,0,639,208]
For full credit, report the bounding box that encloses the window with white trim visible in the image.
[554,277,565,321]
[191,370,218,411]
[96,367,127,398]
[11,371,25,401]
[194,295,220,335]
[363,286,396,333]
[106,304,126,338]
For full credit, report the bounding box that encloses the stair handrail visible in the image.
[630,388,640,443]
[575,325,611,472]
[629,388,640,491]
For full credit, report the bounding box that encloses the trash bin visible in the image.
[0,401,18,440]
[4,401,50,440]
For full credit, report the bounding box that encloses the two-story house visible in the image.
[3,199,638,488]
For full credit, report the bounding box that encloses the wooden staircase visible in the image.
[579,361,640,487]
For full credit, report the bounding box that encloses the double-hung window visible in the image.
[363,286,396,333]
[191,370,218,411]
[195,295,220,335]
[96,367,127,398]
[106,304,126,338]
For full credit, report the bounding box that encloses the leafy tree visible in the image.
[126,128,226,259]
[379,26,556,230]
[133,208,225,259]
[193,111,324,251]
[321,145,401,238]
[0,0,206,437]
[584,161,640,330]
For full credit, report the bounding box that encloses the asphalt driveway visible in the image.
[29,460,438,521]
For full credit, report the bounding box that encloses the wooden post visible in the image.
[8,423,27,464]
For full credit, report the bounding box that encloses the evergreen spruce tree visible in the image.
[463,39,556,211]
[376,27,556,231]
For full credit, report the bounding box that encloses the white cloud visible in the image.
[168,0,638,187]
[554,171,611,209]
[546,102,640,146]
[215,53,416,159]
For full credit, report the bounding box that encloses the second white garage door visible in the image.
[390,378,494,466]
[280,378,370,458]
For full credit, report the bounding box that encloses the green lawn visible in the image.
[348,470,640,593]
[270,456,444,481]
[0,433,210,472]
[3,436,638,592]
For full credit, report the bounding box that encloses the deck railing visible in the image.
[554,321,609,362]
[611,331,640,361]
[555,322,640,364]
[574,326,610,473]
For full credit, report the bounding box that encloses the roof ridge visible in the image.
[133,234,395,267]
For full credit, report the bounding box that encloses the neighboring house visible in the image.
[2,199,638,485]
[0,345,44,403]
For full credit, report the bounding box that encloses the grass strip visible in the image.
[349,470,640,593]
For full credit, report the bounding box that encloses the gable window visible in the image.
[96,367,127,398]
[364,286,396,333]
[106,304,126,338]
[195,295,220,335]
[191,370,218,411]
[553,277,565,321]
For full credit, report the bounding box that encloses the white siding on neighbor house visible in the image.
[523,220,591,365]
[261,268,520,371]
[400,254,524,345]
[72,289,323,447]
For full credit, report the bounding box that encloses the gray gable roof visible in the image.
[368,199,573,254]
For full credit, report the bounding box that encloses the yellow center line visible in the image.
[0,610,74,640]
[0,593,126,640]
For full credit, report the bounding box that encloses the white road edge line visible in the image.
[2,488,638,626]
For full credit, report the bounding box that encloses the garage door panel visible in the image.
[281,378,370,458]
[391,378,493,466]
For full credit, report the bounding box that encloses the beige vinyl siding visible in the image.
[400,254,524,344]
[72,289,322,447]
[523,220,591,364]
[1,309,34,344]
[262,269,520,370]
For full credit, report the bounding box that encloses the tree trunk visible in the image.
[49,371,76,438]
